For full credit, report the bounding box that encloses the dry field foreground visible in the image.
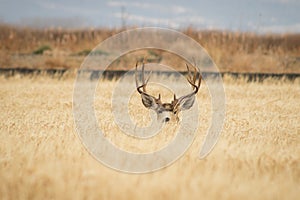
[0,74,299,200]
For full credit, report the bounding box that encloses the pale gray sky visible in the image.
[0,0,299,33]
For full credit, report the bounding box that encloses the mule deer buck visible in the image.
[135,61,202,123]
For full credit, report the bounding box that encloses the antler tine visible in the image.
[141,61,146,92]
[186,64,199,90]
[141,61,153,92]
[141,61,145,84]
[191,63,201,90]
[192,64,197,83]
[145,70,152,85]
[186,64,192,83]
[197,73,202,89]
[135,62,139,89]
[186,63,198,83]
[135,60,154,95]
[174,63,202,103]
[135,61,146,94]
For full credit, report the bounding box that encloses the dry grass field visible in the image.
[0,74,299,200]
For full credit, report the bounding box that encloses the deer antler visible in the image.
[172,63,202,110]
[135,61,152,93]
[135,61,161,108]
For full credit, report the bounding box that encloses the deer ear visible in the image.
[141,93,158,109]
[177,95,195,110]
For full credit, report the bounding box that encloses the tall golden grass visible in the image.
[0,74,299,200]
[0,24,299,73]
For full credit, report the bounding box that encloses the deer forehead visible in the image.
[160,103,174,111]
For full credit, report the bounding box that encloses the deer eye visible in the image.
[173,110,177,114]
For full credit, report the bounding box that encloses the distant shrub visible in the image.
[32,45,51,55]
[74,49,109,56]
[76,49,91,56]
[90,49,109,56]
[146,50,162,63]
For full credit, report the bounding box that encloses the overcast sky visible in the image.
[0,0,299,33]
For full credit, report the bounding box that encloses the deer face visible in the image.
[135,61,201,124]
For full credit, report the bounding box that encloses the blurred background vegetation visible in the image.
[0,24,299,73]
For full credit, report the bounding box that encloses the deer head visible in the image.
[135,61,202,123]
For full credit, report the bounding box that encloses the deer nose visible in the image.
[164,117,170,122]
